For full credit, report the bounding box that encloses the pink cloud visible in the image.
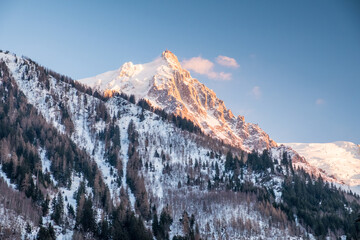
[217,72,232,80]
[181,56,232,81]
[216,55,240,68]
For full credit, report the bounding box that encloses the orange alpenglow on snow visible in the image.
[78,50,277,151]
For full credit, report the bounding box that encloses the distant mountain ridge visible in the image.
[79,50,277,151]
[283,141,360,192]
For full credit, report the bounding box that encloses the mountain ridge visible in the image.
[283,141,360,192]
[79,50,277,152]
[1,50,359,239]
[78,50,344,187]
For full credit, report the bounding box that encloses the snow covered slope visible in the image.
[79,50,277,151]
[0,50,298,239]
[78,50,341,186]
[2,50,358,239]
[283,141,360,188]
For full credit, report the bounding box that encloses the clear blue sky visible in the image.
[1,0,359,143]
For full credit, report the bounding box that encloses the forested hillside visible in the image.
[0,51,359,239]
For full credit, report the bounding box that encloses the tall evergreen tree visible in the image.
[80,197,96,232]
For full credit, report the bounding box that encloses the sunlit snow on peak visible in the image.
[78,50,277,151]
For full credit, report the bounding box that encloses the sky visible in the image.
[0,0,359,143]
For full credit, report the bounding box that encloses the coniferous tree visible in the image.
[79,197,96,233]
[152,211,159,238]
[158,207,173,240]
[42,195,50,216]
[51,192,64,225]
[26,222,31,234]
[37,223,56,240]
[99,219,110,240]
[225,151,234,172]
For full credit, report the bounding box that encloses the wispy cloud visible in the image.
[249,54,256,60]
[251,86,262,99]
[216,55,239,68]
[316,98,325,105]
[182,56,232,81]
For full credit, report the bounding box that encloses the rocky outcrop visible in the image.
[79,50,277,151]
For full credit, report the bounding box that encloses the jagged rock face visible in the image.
[79,50,277,151]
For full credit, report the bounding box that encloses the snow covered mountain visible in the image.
[1,50,359,239]
[0,50,293,239]
[283,142,360,190]
[78,50,340,186]
[79,50,277,152]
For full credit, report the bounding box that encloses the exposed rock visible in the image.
[79,50,277,151]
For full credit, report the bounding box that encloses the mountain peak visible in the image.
[162,50,182,70]
[78,52,277,151]
[3,50,357,239]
